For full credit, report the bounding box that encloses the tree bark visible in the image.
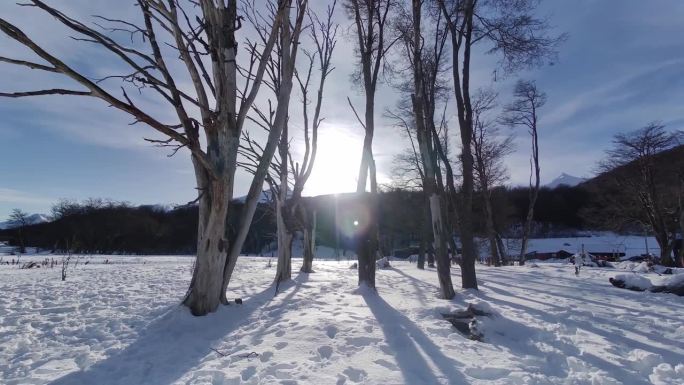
[417,200,429,269]
[220,0,303,303]
[438,0,478,289]
[519,128,541,265]
[496,234,507,265]
[407,0,455,298]
[275,199,294,284]
[678,189,684,268]
[355,192,378,288]
[482,191,501,266]
[184,146,235,315]
[301,207,315,273]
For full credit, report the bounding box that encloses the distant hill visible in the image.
[581,144,684,189]
[234,190,275,204]
[0,213,50,230]
[578,144,684,232]
[547,173,585,188]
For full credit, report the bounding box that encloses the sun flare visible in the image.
[303,124,362,196]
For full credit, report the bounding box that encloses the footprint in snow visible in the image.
[317,345,333,360]
[374,359,398,371]
[260,351,274,363]
[343,367,367,383]
[275,341,288,350]
[241,366,256,381]
[325,325,338,339]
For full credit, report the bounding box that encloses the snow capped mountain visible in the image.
[547,173,586,188]
[0,213,50,230]
[234,190,275,204]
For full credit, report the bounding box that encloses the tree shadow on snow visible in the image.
[475,291,658,385]
[48,285,282,385]
[361,291,469,385]
[386,267,442,305]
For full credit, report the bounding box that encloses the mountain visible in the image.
[0,213,50,230]
[547,173,586,188]
[233,190,296,204]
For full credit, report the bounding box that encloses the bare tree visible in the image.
[253,0,309,288]
[9,209,29,254]
[437,0,563,287]
[61,248,72,281]
[295,2,339,273]
[393,0,455,298]
[239,1,336,281]
[386,113,431,270]
[500,80,545,265]
[345,0,398,289]
[677,175,684,268]
[599,122,683,266]
[471,89,513,266]
[0,0,292,315]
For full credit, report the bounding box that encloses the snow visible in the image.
[509,233,661,257]
[546,173,586,188]
[612,273,653,290]
[663,272,684,287]
[1,256,683,385]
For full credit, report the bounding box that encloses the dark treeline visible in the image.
[2,186,597,255]
[1,199,273,255]
[8,138,682,256]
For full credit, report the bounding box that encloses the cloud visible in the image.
[2,0,684,204]
[0,188,54,205]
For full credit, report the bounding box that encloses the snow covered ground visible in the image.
[510,234,662,257]
[1,256,683,385]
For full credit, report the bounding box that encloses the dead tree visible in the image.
[239,1,335,280]
[471,89,513,266]
[599,123,683,266]
[678,175,684,268]
[394,0,455,298]
[295,2,338,273]
[0,0,291,316]
[236,0,308,288]
[9,209,29,254]
[387,114,433,270]
[500,80,545,265]
[345,0,398,289]
[437,0,563,286]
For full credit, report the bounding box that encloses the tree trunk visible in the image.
[519,109,541,265]
[17,228,26,254]
[518,188,539,266]
[355,93,378,289]
[275,198,293,284]
[417,200,429,269]
[429,194,456,299]
[301,207,315,273]
[425,202,435,268]
[654,230,675,267]
[183,169,232,316]
[482,191,500,266]
[496,234,507,265]
[356,193,377,288]
[219,9,300,303]
[677,204,684,268]
[458,153,478,288]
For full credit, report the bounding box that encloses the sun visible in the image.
[303,124,363,196]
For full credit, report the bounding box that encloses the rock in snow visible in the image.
[610,272,684,296]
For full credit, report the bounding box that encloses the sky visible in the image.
[1,0,684,220]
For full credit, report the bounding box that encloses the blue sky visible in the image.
[1,0,684,220]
